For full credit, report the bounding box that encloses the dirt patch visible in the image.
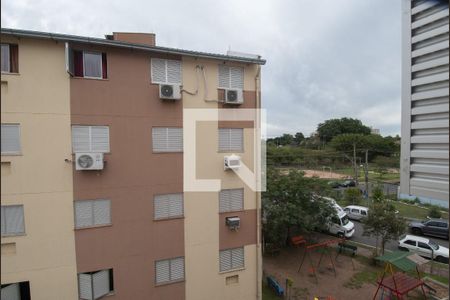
[264,246,377,300]
[303,170,349,179]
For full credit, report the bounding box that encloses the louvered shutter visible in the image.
[72,126,90,153]
[229,189,244,211]
[151,58,167,83]
[1,124,21,154]
[3,206,24,235]
[1,283,20,300]
[93,270,110,299]
[219,249,232,272]
[155,260,170,284]
[167,60,182,84]
[154,194,169,219]
[218,65,231,88]
[167,128,183,152]
[218,128,230,151]
[78,273,93,300]
[219,190,229,213]
[1,207,6,236]
[230,67,244,89]
[170,257,184,281]
[75,201,93,228]
[93,200,111,225]
[229,129,243,151]
[168,194,183,217]
[91,126,110,153]
[152,127,167,152]
[231,247,244,269]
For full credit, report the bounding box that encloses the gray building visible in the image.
[400,0,449,208]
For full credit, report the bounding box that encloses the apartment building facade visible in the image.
[399,0,449,208]
[1,28,265,300]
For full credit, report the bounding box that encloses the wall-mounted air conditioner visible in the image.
[224,155,241,170]
[75,153,104,170]
[226,216,240,230]
[224,88,243,104]
[159,84,181,100]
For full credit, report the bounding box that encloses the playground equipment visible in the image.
[373,251,429,300]
[297,238,344,283]
[267,276,284,297]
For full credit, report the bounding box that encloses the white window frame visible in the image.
[83,51,103,79]
[218,128,244,152]
[71,125,110,153]
[74,199,112,229]
[1,43,10,73]
[219,247,245,273]
[218,65,244,89]
[1,205,25,237]
[219,188,244,213]
[1,124,21,155]
[150,58,182,84]
[153,193,184,220]
[155,257,185,285]
[152,127,183,153]
[78,269,113,300]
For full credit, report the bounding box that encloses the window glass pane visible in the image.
[1,124,21,154]
[0,283,20,300]
[84,52,102,78]
[1,44,10,72]
[418,242,431,249]
[93,270,110,299]
[405,240,416,246]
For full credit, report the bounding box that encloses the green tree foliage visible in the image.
[330,134,398,160]
[262,168,335,247]
[267,134,295,146]
[317,118,371,143]
[293,132,305,146]
[371,185,384,203]
[428,206,442,219]
[344,188,362,205]
[363,200,406,255]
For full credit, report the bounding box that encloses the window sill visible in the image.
[218,151,244,154]
[75,223,112,231]
[72,76,109,81]
[1,153,23,157]
[219,267,245,275]
[1,72,20,76]
[154,216,184,222]
[155,279,185,287]
[152,151,183,154]
[219,210,244,214]
[1,233,26,238]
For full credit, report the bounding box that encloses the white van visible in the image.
[328,204,355,238]
[344,205,369,221]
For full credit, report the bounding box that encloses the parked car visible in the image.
[408,219,449,240]
[339,180,356,188]
[327,181,341,189]
[344,205,369,221]
[398,234,449,263]
[326,204,355,238]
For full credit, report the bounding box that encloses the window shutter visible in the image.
[93,200,111,226]
[1,207,6,236]
[78,273,93,300]
[1,124,21,154]
[154,194,169,219]
[167,60,182,84]
[3,206,25,235]
[83,52,102,78]
[155,260,170,284]
[219,188,244,212]
[219,250,232,272]
[152,127,166,152]
[75,201,93,228]
[67,45,75,76]
[72,126,90,153]
[93,270,110,299]
[168,194,183,217]
[170,257,184,281]
[9,45,18,74]
[218,128,243,152]
[1,44,10,72]
[91,126,110,152]
[151,58,167,83]
[230,67,244,89]
[218,65,230,88]
[231,247,244,269]
[167,128,183,152]
[1,283,20,300]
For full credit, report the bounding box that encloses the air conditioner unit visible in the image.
[224,88,243,104]
[224,155,241,170]
[75,153,104,170]
[226,216,240,230]
[159,84,181,100]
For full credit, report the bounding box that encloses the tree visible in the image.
[262,168,335,247]
[344,188,362,205]
[317,118,371,143]
[363,199,406,255]
[330,134,398,160]
[293,132,305,146]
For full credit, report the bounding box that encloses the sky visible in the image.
[2,0,402,137]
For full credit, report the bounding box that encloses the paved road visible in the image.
[351,221,449,252]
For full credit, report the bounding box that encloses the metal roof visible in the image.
[375,251,424,272]
[1,28,266,65]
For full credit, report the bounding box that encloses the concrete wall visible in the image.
[182,57,261,300]
[1,37,78,299]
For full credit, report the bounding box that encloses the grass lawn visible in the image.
[426,274,450,285]
[333,167,400,183]
[391,201,449,220]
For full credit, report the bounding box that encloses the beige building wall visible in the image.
[182,57,261,300]
[1,37,78,300]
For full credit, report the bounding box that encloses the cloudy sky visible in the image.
[2,0,402,137]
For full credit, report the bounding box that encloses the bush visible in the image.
[372,185,384,203]
[428,206,442,219]
[344,188,362,205]
[414,197,421,205]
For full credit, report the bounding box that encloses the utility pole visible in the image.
[364,149,369,200]
[353,143,359,185]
